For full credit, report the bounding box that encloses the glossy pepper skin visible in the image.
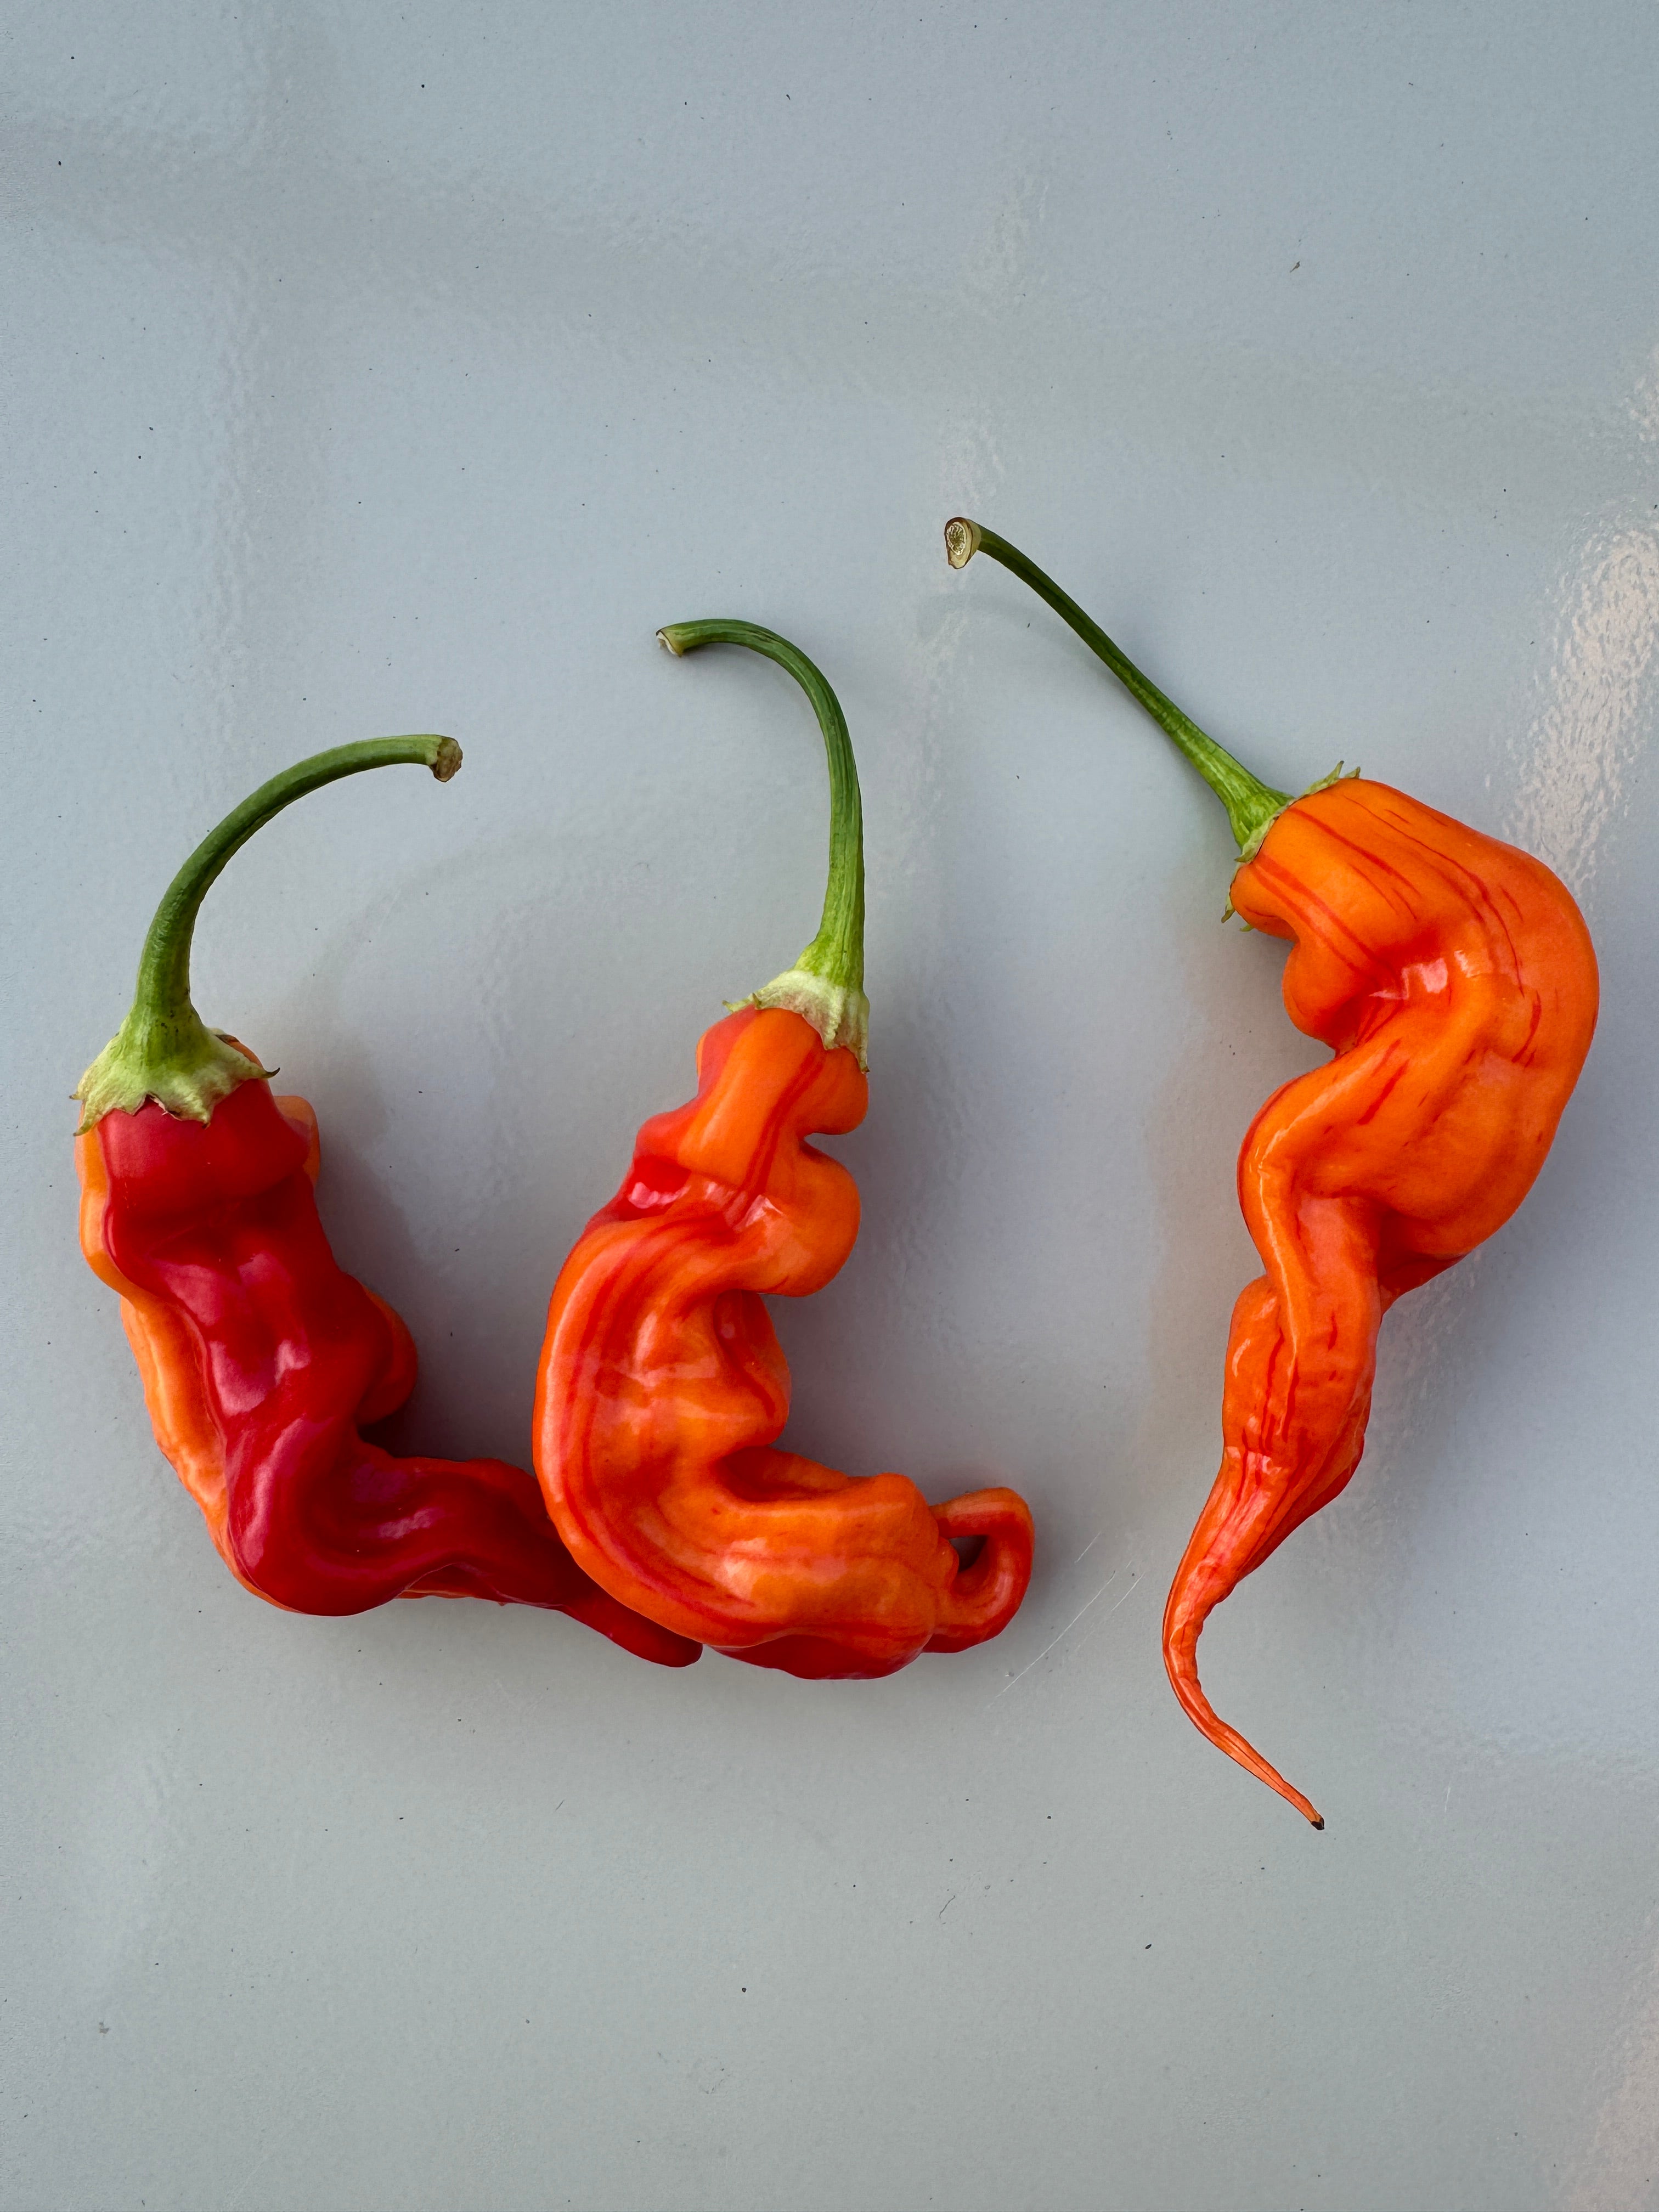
[74,739,699,1665]
[947,521,1598,1824]
[1166,778,1596,1821]
[534,623,1034,1677]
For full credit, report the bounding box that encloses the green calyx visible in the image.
[74,736,462,1132]
[659,619,869,1069]
[944,517,1348,864]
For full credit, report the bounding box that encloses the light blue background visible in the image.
[7,5,1659,2205]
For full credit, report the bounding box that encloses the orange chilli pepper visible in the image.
[947,520,1598,1825]
[533,621,1034,1676]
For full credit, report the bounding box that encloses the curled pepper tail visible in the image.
[1163,1532,1325,1829]
[924,1488,1036,1654]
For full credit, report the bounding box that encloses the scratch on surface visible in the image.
[984,1575,1116,1708]
[1060,1575,1145,1671]
[226,2144,275,2210]
[1075,1528,1107,1564]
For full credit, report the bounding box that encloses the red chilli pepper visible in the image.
[947,521,1598,1825]
[75,738,699,1666]
[534,622,1035,1677]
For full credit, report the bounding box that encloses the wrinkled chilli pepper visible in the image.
[534,623,1034,1677]
[946,520,1598,1824]
[75,739,699,1666]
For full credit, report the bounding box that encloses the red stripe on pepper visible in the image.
[948,520,1598,1824]
[534,623,1034,1677]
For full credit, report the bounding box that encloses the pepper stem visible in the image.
[75,736,462,1130]
[658,619,869,1068]
[944,517,1300,859]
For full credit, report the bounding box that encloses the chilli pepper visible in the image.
[533,622,1034,1677]
[946,519,1598,1824]
[75,737,699,1666]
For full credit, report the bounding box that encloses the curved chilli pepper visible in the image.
[75,739,699,1666]
[946,519,1598,1824]
[534,622,1034,1677]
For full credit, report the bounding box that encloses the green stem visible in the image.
[659,619,870,1068]
[944,517,1295,857]
[76,736,461,1130]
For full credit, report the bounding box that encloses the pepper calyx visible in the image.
[731,968,871,1070]
[1233,761,1360,868]
[75,1015,271,1132]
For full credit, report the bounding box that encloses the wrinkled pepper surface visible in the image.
[76,737,698,1665]
[947,519,1598,1824]
[534,622,1034,1677]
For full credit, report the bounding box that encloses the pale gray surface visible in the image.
[6,4,1659,2207]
